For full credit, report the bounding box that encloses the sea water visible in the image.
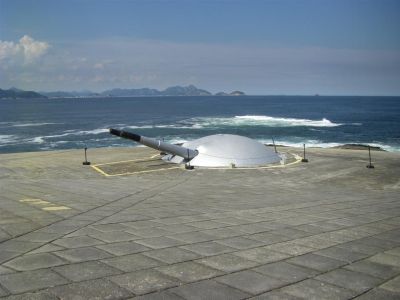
[1,96,399,153]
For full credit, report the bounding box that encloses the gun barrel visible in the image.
[109,128,198,160]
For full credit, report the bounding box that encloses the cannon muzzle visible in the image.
[109,128,198,160]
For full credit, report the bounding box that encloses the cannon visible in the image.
[109,128,198,160]
[109,128,281,167]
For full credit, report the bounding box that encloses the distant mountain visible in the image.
[0,88,46,99]
[2,85,246,99]
[102,85,212,97]
[230,91,245,96]
[161,85,212,96]
[41,90,99,98]
[101,88,160,97]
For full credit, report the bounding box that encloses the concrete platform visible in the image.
[0,146,399,299]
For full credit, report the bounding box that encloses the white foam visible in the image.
[258,139,400,152]
[234,115,341,127]
[35,128,109,140]
[0,134,18,144]
[75,128,109,135]
[31,137,44,144]
[12,122,61,127]
[166,115,343,129]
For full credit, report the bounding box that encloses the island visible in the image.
[0,85,246,99]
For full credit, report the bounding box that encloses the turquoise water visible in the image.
[1,96,399,153]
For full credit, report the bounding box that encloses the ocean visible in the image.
[1,96,399,153]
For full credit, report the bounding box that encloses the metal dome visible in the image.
[182,134,280,167]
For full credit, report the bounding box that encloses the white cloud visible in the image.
[0,35,49,64]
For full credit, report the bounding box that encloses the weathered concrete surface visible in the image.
[0,146,399,299]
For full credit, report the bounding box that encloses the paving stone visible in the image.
[264,242,315,256]
[287,253,347,272]
[170,279,250,300]
[54,246,112,263]
[171,231,217,243]
[53,261,121,281]
[189,220,226,229]
[344,259,400,279]
[123,220,161,229]
[28,244,65,254]
[196,253,259,272]
[336,241,383,255]
[233,248,290,264]
[4,253,66,271]
[272,228,311,239]
[294,224,327,234]
[281,279,356,300]
[249,291,302,300]
[290,236,338,250]
[0,285,9,297]
[0,251,19,264]
[215,270,286,295]
[109,269,180,295]
[126,227,174,238]
[136,236,184,249]
[216,236,265,250]
[64,227,102,237]
[216,217,251,226]
[156,261,223,283]
[386,247,400,257]
[368,252,400,267]
[0,269,68,294]
[181,241,235,256]
[316,268,383,293]
[160,224,198,234]
[0,291,59,299]
[143,247,201,264]
[380,275,400,293]
[201,227,243,238]
[91,223,130,232]
[133,291,185,300]
[102,253,164,272]
[52,236,104,248]
[46,278,133,300]
[96,241,150,256]
[357,236,400,250]
[0,241,42,253]
[247,232,290,245]
[234,223,272,234]
[253,261,318,283]
[353,288,400,300]
[15,232,61,243]
[90,231,140,243]
[314,246,368,263]
[0,266,14,275]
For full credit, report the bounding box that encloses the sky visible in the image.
[1,0,400,95]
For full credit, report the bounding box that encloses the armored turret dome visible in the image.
[181,134,280,167]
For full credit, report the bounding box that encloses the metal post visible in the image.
[366,145,374,168]
[82,147,91,165]
[301,143,308,162]
[272,137,277,153]
[185,148,194,169]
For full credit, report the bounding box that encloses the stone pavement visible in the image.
[0,147,399,299]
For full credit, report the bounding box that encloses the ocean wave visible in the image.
[259,139,400,152]
[121,115,343,130]
[30,137,45,144]
[0,134,18,144]
[12,122,61,127]
[215,115,341,127]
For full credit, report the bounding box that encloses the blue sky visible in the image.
[1,0,399,95]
